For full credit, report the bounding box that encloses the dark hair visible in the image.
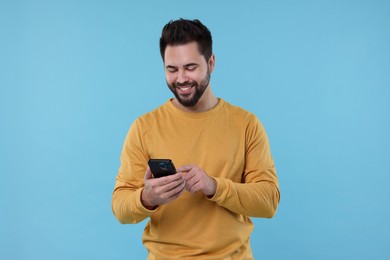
[159,19,213,62]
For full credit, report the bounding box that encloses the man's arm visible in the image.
[209,115,280,218]
[112,120,154,224]
[112,120,186,224]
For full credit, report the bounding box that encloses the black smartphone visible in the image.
[148,159,177,178]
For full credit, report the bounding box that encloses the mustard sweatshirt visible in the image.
[112,99,280,259]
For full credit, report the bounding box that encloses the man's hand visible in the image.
[178,165,216,196]
[141,166,185,210]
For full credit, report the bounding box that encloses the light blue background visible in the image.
[1,0,389,259]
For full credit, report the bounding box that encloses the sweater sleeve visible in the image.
[209,115,280,218]
[112,120,157,224]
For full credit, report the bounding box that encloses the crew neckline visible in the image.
[164,98,225,119]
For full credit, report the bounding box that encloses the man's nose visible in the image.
[177,69,187,83]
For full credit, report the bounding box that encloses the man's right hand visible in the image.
[141,166,186,210]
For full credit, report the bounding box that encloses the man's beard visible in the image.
[167,71,211,107]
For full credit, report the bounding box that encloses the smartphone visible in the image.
[148,159,177,178]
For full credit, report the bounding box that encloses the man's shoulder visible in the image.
[222,100,258,121]
[134,101,169,125]
[222,100,266,135]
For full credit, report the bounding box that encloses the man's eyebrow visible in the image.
[165,63,199,69]
[165,65,177,69]
[184,63,199,68]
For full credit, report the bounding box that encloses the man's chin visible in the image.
[177,98,197,107]
[176,95,200,107]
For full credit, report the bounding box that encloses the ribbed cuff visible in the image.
[135,188,159,215]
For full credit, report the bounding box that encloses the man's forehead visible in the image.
[164,42,204,66]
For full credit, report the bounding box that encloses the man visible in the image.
[112,19,280,259]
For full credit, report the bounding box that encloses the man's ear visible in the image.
[208,54,215,73]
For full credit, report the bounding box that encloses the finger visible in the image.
[184,167,202,189]
[144,166,153,181]
[160,177,185,193]
[158,173,183,185]
[190,183,200,194]
[166,181,186,199]
[176,164,194,173]
[182,167,198,181]
[186,178,200,193]
[188,182,200,194]
[158,181,185,205]
[184,173,196,188]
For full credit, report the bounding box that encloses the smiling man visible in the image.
[112,19,280,259]
[165,41,216,111]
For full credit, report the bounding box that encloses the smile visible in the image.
[176,85,194,95]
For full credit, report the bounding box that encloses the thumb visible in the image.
[144,166,153,181]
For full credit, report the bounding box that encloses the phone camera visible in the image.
[159,162,168,169]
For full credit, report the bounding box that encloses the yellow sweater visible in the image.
[112,99,280,259]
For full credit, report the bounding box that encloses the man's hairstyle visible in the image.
[159,19,213,62]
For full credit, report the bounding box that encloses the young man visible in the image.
[112,19,280,259]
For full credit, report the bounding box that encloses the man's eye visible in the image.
[187,66,197,71]
[167,68,177,73]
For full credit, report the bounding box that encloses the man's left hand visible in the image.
[177,164,217,196]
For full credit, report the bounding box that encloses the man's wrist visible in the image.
[141,189,157,210]
[206,178,217,197]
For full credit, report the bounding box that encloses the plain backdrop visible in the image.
[1,0,389,259]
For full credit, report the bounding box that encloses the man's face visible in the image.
[164,42,214,107]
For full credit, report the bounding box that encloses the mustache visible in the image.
[173,81,196,87]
